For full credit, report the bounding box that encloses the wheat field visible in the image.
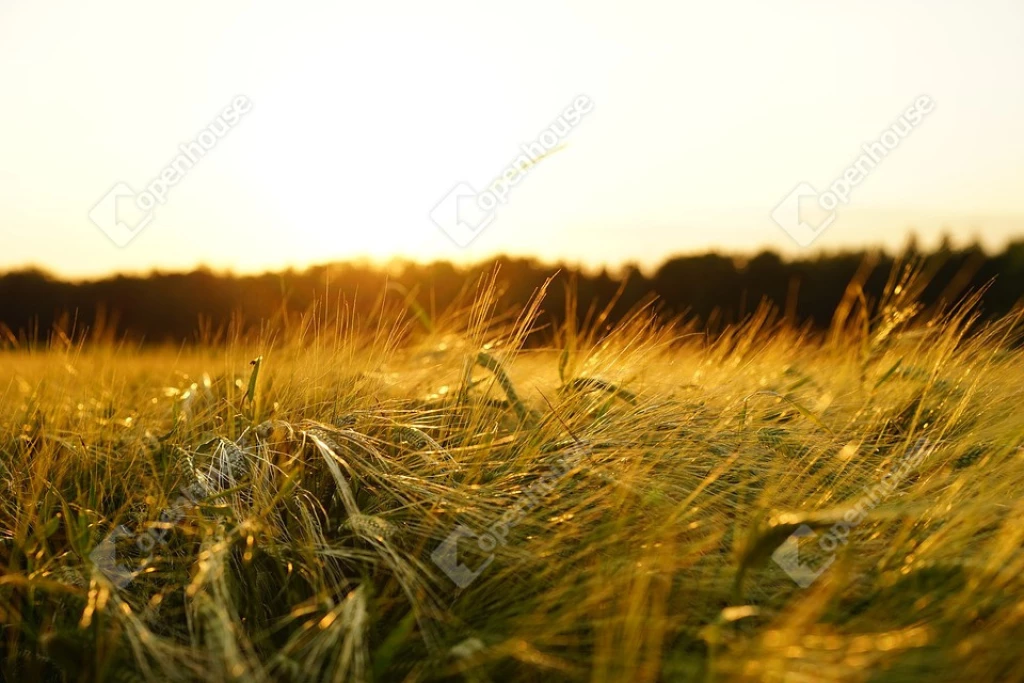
[2,268,1023,682]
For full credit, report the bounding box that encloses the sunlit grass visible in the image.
[1,268,1023,681]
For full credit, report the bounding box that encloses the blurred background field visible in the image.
[4,240,1024,346]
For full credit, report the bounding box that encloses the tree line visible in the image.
[2,238,1023,345]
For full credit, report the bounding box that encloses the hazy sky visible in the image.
[2,0,1023,278]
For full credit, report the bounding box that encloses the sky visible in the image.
[1,0,1023,278]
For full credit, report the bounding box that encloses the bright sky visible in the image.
[2,0,1023,278]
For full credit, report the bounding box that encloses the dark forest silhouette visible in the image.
[2,238,1023,345]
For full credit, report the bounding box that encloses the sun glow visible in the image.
[2,0,1024,277]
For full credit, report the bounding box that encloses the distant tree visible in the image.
[2,241,1023,344]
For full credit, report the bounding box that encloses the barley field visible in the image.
[2,269,1023,682]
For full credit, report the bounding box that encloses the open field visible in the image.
[2,271,1024,682]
